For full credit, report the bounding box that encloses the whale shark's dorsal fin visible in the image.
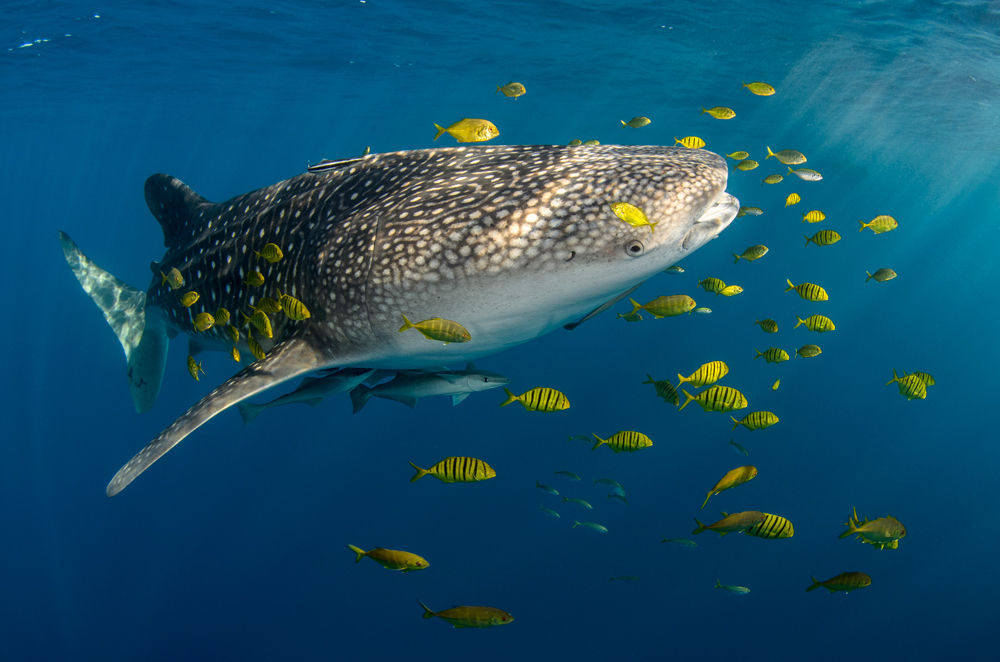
[105,335,328,496]
[144,174,216,248]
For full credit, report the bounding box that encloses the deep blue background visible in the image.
[2,1,998,660]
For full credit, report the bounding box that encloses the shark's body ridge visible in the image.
[61,144,738,496]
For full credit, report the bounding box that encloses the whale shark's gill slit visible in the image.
[106,336,327,496]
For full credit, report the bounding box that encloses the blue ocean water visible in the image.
[2,1,999,659]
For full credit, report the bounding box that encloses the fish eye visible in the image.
[625,240,645,256]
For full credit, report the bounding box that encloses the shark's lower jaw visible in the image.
[683,191,740,250]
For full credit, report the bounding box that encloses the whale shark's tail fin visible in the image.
[59,231,168,413]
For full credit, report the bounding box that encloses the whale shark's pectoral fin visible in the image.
[563,283,643,331]
[106,336,326,497]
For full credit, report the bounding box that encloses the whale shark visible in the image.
[60,144,739,496]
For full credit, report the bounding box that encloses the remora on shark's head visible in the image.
[60,144,739,496]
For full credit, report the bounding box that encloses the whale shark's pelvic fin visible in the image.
[59,231,168,413]
[106,335,327,496]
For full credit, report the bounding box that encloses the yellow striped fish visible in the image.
[419,602,513,628]
[224,324,240,343]
[785,279,828,301]
[399,314,471,343]
[701,465,757,509]
[179,291,199,307]
[500,387,570,412]
[802,210,826,223]
[642,374,679,406]
[699,277,726,294]
[677,360,729,387]
[745,512,794,539]
[242,309,273,339]
[255,297,282,315]
[621,116,652,128]
[247,333,266,361]
[679,385,747,412]
[720,285,743,296]
[909,371,935,386]
[278,291,311,320]
[674,136,705,149]
[348,545,429,571]
[409,457,496,483]
[254,242,284,263]
[193,312,215,332]
[795,314,835,332]
[866,268,897,283]
[214,307,231,326]
[731,411,779,431]
[785,193,801,207]
[230,346,240,362]
[755,347,789,364]
[243,270,265,287]
[627,295,696,318]
[806,572,871,593]
[886,369,927,400]
[805,230,841,246]
[772,378,780,391]
[755,319,778,333]
[591,431,653,453]
[859,214,898,234]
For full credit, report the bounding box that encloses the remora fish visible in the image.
[349,363,510,411]
[236,368,376,423]
[60,144,739,496]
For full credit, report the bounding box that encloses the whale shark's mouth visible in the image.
[682,191,740,250]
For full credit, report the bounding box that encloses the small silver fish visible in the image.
[562,497,593,510]
[694,307,712,314]
[540,506,560,519]
[555,470,581,480]
[714,579,751,594]
[536,481,559,496]
[572,520,608,534]
[661,538,698,547]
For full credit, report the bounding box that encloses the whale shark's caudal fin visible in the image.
[105,335,326,496]
[59,231,168,413]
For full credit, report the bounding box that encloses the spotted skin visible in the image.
[94,144,738,496]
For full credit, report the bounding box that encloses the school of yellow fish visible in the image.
[170,78,928,627]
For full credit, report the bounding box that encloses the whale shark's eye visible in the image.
[625,240,645,256]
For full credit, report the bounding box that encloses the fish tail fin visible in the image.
[678,389,695,411]
[714,578,722,588]
[676,373,688,386]
[418,600,436,618]
[765,145,775,159]
[700,107,708,114]
[408,461,428,483]
[804,235,812,246]
[858,219,867,232]
[398,314,415,332]
[806,577,821,592]
[701,493,713,510]
[347,544,366,563]
[785,278,795,292]
[59,231,167,414]
[787,166,794,173]
[692,518,707,535]
[839,506,860,537]
[350,384,373,414]
[642,373,654,384]
[731,415,741,430]
[733,253,741,264]
[591,433,605,451]
[236,402,263,424]
[754,349,763,360]
[865,270,873,282]
[627,298,642,316]
[499,387,518,407]
[433,124,447,140]
[885,369,900,386]
[159,271,168,286]
[620,119,627,126]
[572,520,581,529]
[496,86,501,94]
[794,316,805,329]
